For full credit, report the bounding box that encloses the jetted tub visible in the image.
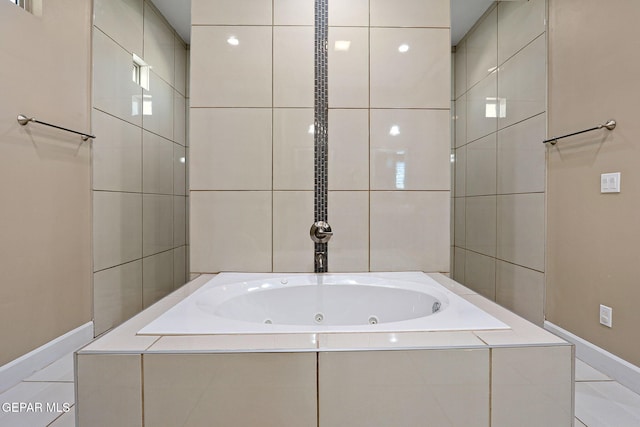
[138,272,509,335]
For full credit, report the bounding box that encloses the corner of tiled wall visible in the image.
[451,0,547,325]
[91,0,189,336]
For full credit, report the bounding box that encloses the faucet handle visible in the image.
[310,221,333,243]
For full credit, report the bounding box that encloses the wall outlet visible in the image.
[599,304,613,328]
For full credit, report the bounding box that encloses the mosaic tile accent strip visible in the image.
[314,0,329,272]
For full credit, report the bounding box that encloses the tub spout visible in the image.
[315,252,325,270]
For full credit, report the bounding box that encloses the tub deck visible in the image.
[75,272,574,427]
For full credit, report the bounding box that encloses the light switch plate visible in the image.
[601,172,621,193]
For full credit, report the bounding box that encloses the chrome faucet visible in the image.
[315,252,326,270]
[310,221,333,244]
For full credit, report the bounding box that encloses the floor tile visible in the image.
[47,408,75,427]
[575,358,613,382]
[575,381,640,427]
[24,353,74,383]
[0,382,74,427]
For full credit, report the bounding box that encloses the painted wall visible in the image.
[547,0,640,366]
[92,0,189,335]
[0,0,92,366]
[189,0,451,274]
[452,0,547,325]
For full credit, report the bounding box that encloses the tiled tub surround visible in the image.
[452,0,547,326]
[92,0,189,336]
[190,0,452,274]
[76,273,573,427]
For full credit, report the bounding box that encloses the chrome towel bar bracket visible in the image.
[543,119,616,145]
[17,114,95,141]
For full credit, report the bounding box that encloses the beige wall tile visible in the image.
[93,192,142,271]
[329,27,369,108]
[498,0,546,65]
[273,108,314,190]
[190,191,272,273]
[454,197,466,247]
[370,191,450,272]
[465,195,496,257]
[466,71,497,143]
[498,34,546,130]
[464,250,496,299]
[173,246,187,289]
[144,353,316,426]
[320,350,489,427]
[142,131,173,195]
[173,196,186,246]
[466,133,497,196]
[173,143,186,195]
[371,109,451,191]
[497,193,545,271]
[190,26,272,107]
[466,7,497,89]
[371,28,450,108]
[328,191,369,272]
[193,0,272,25]
[273,191,314,272]
[496,260,544,325]
[143,194,174,257]
[274,0,314,25]
[454,146,466,197]
[143,250,174,308]
[328,109,369,190]
[453,247,466,282]
[274,26,314,108]
[492,346,573,427]
[174,37,188,96]
[92,109,142,192]
[329,0,369,26]
[142,72,174,140]
[497,113,546,194]
[454,94,467,148]
[189,108,272,190]
[76,354,142,427]
[370,0,450,28]
[93,28,143,126]
[143,3,175,86]
[94,0,143,56]
[454,40,467,99]
[93,261,143,336]
[173,92,186,145]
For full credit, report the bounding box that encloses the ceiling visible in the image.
[151,0,495,47]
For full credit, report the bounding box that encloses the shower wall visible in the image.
[190,0,451,274]
[452,0,547,325]
[91,0,189,335]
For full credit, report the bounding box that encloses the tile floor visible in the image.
[0,349,638,426]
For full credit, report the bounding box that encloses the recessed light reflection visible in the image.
[180,157,186,164]
[227,36,239,46]
[389,125,400,136]
[334,40,351,51]
[308,124,315,134]
[398,44,410,53]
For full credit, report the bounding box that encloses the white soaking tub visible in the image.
[138,272,509,335]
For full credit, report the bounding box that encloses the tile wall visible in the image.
[190,0,451,274]
[92,0,189,335]
[452,0,547,325]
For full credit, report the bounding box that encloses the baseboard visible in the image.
[0,321,94,394]
[545,321,640,394]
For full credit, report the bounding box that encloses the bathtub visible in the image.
[138,272,509,335]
